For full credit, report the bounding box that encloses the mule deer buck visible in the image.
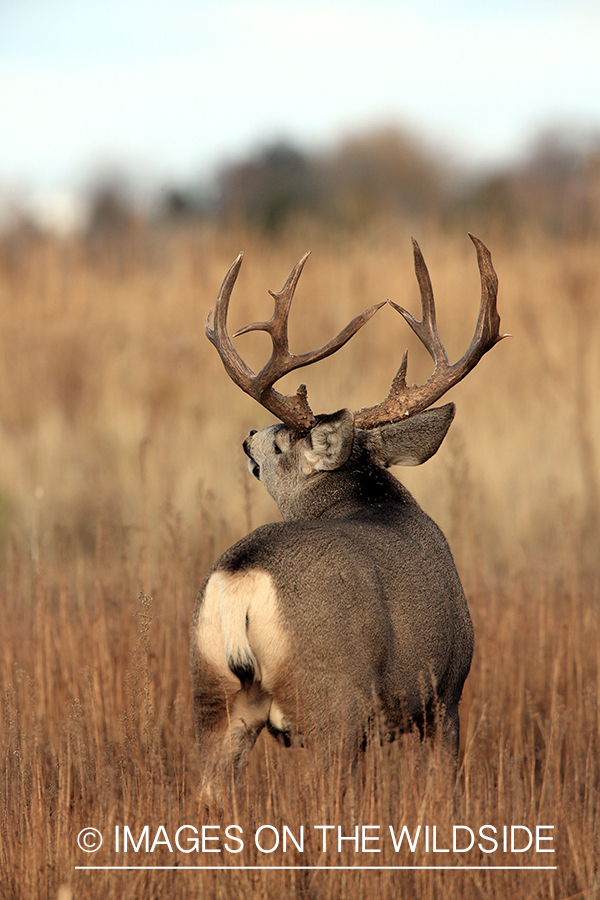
[192,235,505,798]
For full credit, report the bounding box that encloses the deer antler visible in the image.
[207,236,506,434]
[205,252,385,434]
[354,234,508,428]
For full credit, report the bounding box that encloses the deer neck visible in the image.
[278,464,405,522]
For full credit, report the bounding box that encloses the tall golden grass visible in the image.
[0,220,598,899]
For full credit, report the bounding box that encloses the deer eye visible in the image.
[273,442,282,455]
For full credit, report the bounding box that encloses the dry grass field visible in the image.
[0,220,598,899]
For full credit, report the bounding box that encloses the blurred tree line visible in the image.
[211,128,445,233]
[155,125,600,239]
[4,124,600,245]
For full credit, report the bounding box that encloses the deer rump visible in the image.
[192,498,472,756]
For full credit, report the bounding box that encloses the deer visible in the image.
[191,235,506,800]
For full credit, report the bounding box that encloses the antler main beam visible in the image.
[354,234,508,428]
[205,252,385,434]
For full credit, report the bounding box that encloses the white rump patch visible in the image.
[195,569,290,693]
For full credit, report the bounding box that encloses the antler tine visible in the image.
[207,253,385,434]
[391,238,449,367]
[354,235,508,429]
[464,233,505,365]
[205,252,257,394]
[234,251,310,340]
[233,252,312,393]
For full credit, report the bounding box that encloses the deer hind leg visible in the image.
[419,697,460,761]
[192,569,291,803]
[192,668,271,804]
[438,704,460,760]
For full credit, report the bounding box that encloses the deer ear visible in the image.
[302,409,355,473]
[363,403,455,468]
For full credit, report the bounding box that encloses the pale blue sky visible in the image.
[1,0,599,203]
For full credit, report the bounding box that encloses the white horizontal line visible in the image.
[75,865,558,871]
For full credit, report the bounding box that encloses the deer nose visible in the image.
[248,430,257,437]
[243,432,257,457]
